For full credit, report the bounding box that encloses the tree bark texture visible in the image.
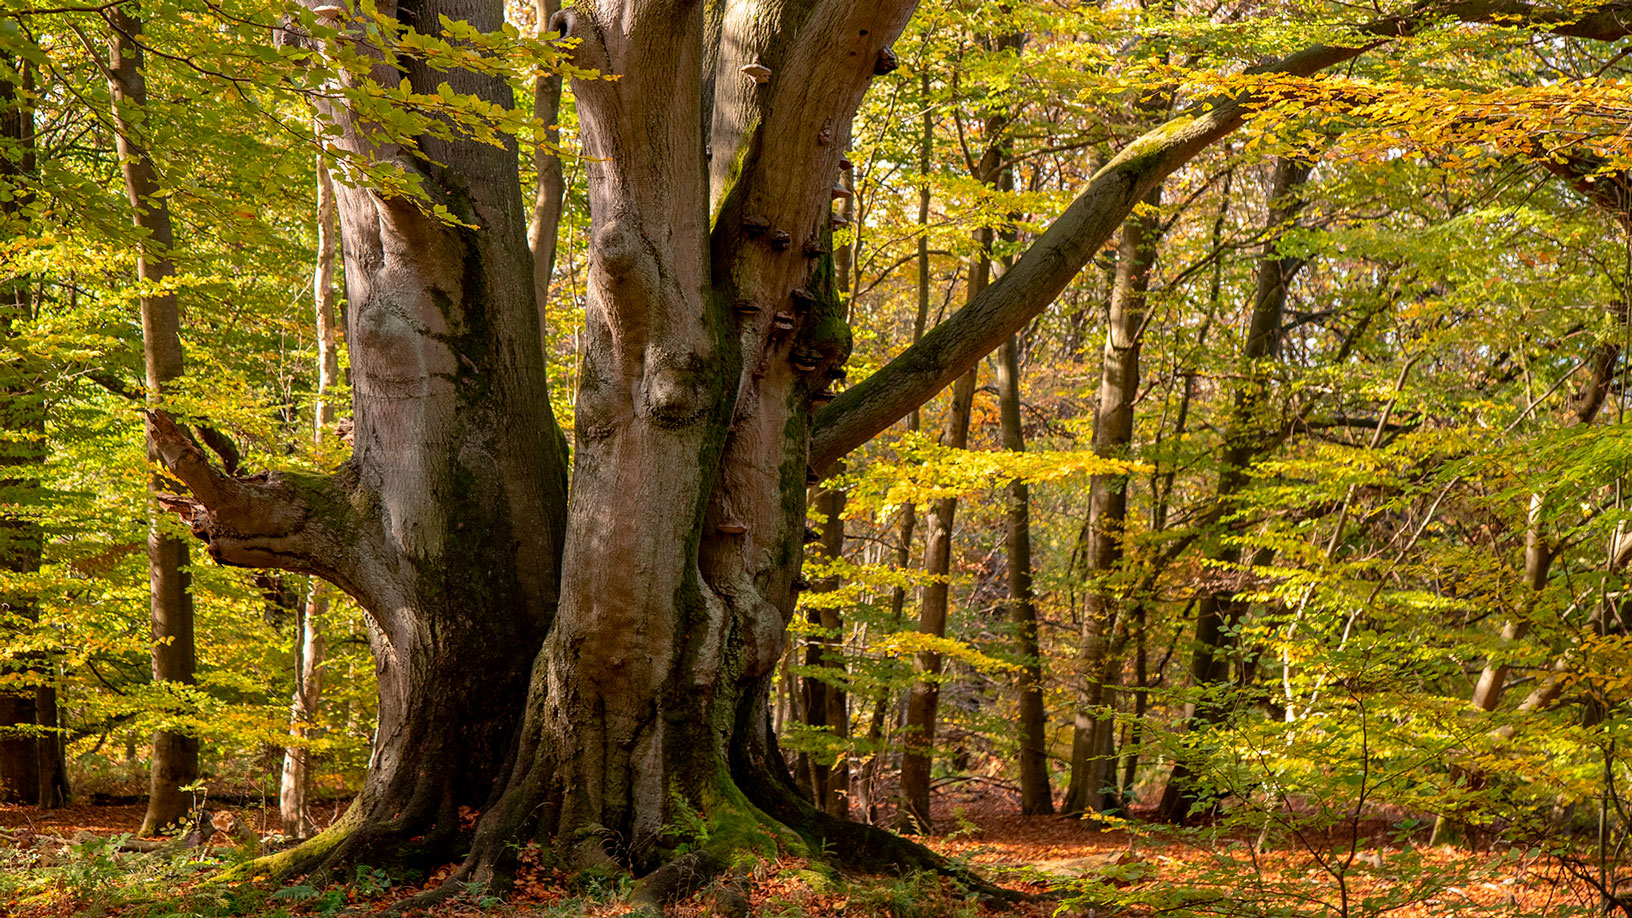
[155,0,570,870]
[106,10,201,836]
[143,0,1632,892]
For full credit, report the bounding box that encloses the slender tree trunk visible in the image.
[799,483,850,818]
[529,0,565,333]
[897,37,1021,829]
[279,156,342,838]
[897,367,976,833]
[0,53,64,809]
[997,333,1052,815]
[989,125,1049,815]
[105,10,201,836]
[1155,157,1311,824]
[281,589,326,837]
[1063,184,1163,816]
[1454,160,1628,719]
[858,85,933,826]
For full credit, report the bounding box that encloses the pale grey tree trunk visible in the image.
[280,589,326,837]
[279,155,342,839]
[154,0,570,872]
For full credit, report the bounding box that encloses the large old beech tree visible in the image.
[143,0,1632,899]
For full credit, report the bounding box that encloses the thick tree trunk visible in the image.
[1063,183,1163,817]
[155,0,570,873]
[1155,157,1310,824]
[426,0,913,893]
[105,10,201,836]
[146,0,1632,897]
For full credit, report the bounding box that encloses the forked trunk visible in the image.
[462,0,907,879]
[148,0,1631,894]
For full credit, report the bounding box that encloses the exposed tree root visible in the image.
[629,846,729,912]
[218,800,464,888]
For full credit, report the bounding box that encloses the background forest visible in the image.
[5,0,1632,914]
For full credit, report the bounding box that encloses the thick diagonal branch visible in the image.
[809,0,1632,469]
[146,411,368,589]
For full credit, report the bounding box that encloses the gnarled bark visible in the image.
[142,0,1632,894]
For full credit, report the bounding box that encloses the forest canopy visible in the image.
[6,0,1632,914]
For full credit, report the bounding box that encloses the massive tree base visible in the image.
[242,710,1020,914]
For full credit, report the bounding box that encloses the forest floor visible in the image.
[0,790,1611,917]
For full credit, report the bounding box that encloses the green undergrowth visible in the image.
[0,784,1031,918]
[0,832,278,918]
[0,823,1035,918]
